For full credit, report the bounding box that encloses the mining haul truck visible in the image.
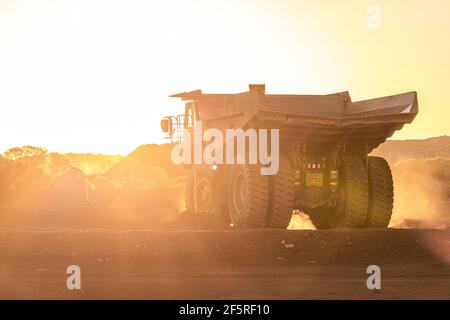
[161,84,418,229]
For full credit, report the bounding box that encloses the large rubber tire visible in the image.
[185,167,226,219]
[365,156,394,228]
[228,164,269,228]
[266,155,295,229]
[328,156,369,228]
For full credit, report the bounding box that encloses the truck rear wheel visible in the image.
[266,155,295,229]
[328,156,369,228]
[365,156,394,228]
[228,165,269,228]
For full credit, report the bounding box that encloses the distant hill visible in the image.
[371,136,450,164]
[129,137,450,171]
[127,138,450,174]
[5,136,450,187]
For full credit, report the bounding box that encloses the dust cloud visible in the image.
[390,158,450,228]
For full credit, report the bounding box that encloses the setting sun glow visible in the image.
[1,0,449,154]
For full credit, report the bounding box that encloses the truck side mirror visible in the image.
[160,118,172,133]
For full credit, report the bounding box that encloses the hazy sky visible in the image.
[1,0,449,154]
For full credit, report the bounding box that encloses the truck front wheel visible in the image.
[185,167,227,221]
[228,165,269,228]
[265,155,295,229]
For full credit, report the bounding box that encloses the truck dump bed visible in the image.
[171,89,418,153]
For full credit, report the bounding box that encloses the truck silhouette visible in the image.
[161,84,418,229]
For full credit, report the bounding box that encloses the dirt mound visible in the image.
[127,143,184,177]
[101,157,173,188]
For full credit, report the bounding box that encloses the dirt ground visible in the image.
[0,227,449,299]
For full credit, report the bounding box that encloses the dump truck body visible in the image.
[172,89,418,153]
